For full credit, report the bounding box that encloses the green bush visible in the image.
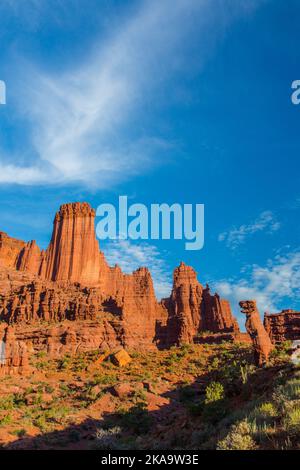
[283,405,300,435]
[205,382,224,404]
[0,414,12,426]
[217,420,257,450]
[95,426,122,450]
[0,395,14,410]
[258,402,277,418]
[254,402,277,419]
[118,403,152,434]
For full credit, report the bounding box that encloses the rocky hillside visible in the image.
[0,340,298,450]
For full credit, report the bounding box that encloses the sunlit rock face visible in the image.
[164,262,239,345]
[0,202,242,374]
[264,309,300,344]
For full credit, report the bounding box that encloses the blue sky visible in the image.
[0,0,300,325]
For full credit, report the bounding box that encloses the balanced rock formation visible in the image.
[264,309,300,344]
[239,300,274,366]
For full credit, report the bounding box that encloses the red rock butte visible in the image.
[0,201,246,374]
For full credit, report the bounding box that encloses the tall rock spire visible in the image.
[44,202,102,284]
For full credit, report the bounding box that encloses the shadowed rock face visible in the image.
[239,300,274,366]
[0,202,241,372]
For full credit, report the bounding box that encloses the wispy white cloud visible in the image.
[218,210,280,249]
[286,197,300,210]
[215,251,300,320]
[1,0,263,187]
[102,239,171,299]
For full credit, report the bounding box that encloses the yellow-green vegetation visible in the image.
[0,340,299,450]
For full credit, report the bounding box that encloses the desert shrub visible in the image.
[36,351,47,359]
[33,405,71,431]
[12,393,27,407]
[132,388,147,404]
[259,402,277,417]
[284,379,300,399]
[92,373,117,386]
[0,414,12,426]
[185,400,204,417]
[213,359,249,396]
[179,343,194,355]
[209,357,220,371]
[72,357,87,372]
[253,402,278,420]
[58,354,72,370]
[240,363,255,385]
[86,386,103,401]
[191,423,215,447]
[217,420,257,450]
[33,414,49,432]
[35,359,50,370]
[118,403,152,434]
[94,426,123,450]
[13,429,27,438]
[272,378,300,409]
[179,385,196,403]
[270,341,292,362]
[283,405,300,435]
[200,381,228,423]
[164,351,183,367]
[202,400,228,423]
[59,382,73,397]
[0,395,14,410]
[205,382,224,404]
[29,393,43,406]
[44,384,55,394]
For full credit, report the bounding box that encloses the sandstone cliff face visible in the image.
[16,240,43,275]
[0,202,242,367]
[15,320,122,359]
[0,270,167,351]
[0,324,30,376]
[0,278,102,324]
[105,266,168,349]
[202,289,239,333]
[164,262,239,345]
[0,232,26,269]
[264,309,300,344]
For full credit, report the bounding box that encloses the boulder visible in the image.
[111,349,132,367]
